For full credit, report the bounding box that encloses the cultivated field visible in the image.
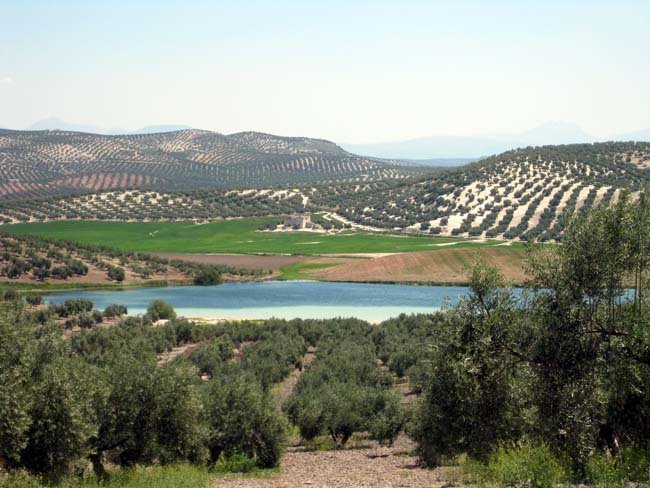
[4,219,504,255]
[312,246,529,284]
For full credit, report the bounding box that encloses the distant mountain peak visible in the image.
[25,118,192,136]
[341,121,598,162]
[517,121,594,146]
[131,124,193,135]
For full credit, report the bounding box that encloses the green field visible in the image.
[2,219,516,255]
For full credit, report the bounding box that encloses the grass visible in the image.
[3,219,516,256]
[1,464,214,488]
[0,279,179,292]
[277,261,339,280]
[0,461,278,488]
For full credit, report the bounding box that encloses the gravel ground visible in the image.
[214,436,445,488]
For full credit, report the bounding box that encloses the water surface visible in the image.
[44,281,471,322]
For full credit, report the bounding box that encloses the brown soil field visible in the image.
[313,247,529,284]
[153,253,308,270]
[215,435,449,488]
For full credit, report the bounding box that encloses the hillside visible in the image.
[324,141,650,240]
[0,128,425,199]
[1,141,649,241]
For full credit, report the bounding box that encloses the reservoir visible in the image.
[43,280,472,322]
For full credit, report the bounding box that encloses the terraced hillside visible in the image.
[0,189,307,223]
[0,128,424,199]
[322,142,650,240]
[1,141,648,241]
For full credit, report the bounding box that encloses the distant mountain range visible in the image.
[10,117,650,166]
[24,117,192,135]
[341,122,650,162]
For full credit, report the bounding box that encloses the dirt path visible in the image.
[273,347,316,405]
[214,435,445,488]
[156,343,199,365]
[216,352,447,487]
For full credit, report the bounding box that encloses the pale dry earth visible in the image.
[314,247,529,284]
[153,253,307,270]
[214,436,445,488]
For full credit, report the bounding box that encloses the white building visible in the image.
[284,214,313,229]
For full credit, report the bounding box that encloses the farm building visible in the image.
[284,214,313,229]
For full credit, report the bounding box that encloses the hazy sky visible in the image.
[1,0,649,142]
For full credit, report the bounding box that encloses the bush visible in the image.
[147,300,177,321]
[193,267,223,286]
[24,294,43,306]
[205,373,286,468]
[586,452,623,488]
[107,266,125,282]
[20,359,99,483]
[77,313,95,329]
[486,443,566,488]
[103,303,127,317]
[585,448,650,487]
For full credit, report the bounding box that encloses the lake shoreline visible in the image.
[5,273,528,294]
[39,281,469,323]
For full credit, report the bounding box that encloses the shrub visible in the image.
[193,267,223,286]
[205,373,286,468]
[585,452,623,488]
[620,447,650,482]
[107,266,125,282]
[487,443,566,488]
[103,303,128,317]
[585,448,650,487]
[77,313,95,329]
[147,300,177,321]
[24,294,43,306]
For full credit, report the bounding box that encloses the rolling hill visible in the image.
[0,140,649,242]
[0,128,426,200]
[323,141,650,240]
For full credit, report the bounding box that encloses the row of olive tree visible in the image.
[0,301,288,483]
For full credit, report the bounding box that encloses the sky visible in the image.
[1,0,649,143]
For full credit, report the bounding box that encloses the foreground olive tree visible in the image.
[411,190,650,469]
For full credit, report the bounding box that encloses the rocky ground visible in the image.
[214,435,448,488]
[214,344,454,487]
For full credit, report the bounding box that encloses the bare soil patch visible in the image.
[215,435,444,488]
[153,253,307,270]
[273,347,317,405]
[157,343,200,365]
[314,248,529,284]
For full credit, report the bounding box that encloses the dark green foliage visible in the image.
[147,300,177,321]
[193,267,223,286]
[103,303,127,317]
[52,298,94,317]
[0,302,35,466]
[187,337,234,378]
[409,261,524,466]
[107,266,125,282]
[20,358,100,482]
[205,373,286,468]
[24,294,43,306]
[284,323,404,447]
[410,191,650,476]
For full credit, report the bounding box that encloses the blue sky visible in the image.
[1,0,649,142]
